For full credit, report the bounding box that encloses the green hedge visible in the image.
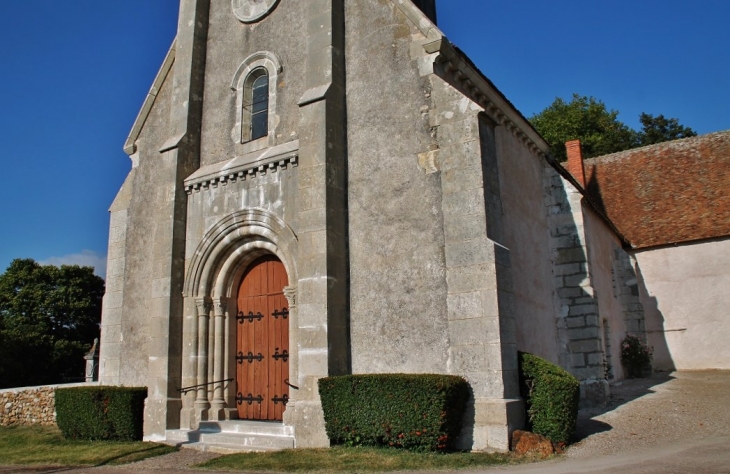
[55,386,147,441]
[318,374,469,452]
[518,352,580,444]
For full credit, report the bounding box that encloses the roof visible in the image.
[583,130,730,249]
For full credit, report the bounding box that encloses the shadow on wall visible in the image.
[634,263,675,371]
[544,166,608,406]
[585,167,675,373]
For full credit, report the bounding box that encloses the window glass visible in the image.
[245,70,269,142]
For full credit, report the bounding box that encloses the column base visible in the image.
[456,398,525,452]
[282,400,329,448]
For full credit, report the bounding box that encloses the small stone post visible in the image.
[84,338,99,382]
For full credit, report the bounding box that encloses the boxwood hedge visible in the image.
[518,352,580,444]
[55,386,147,441]
[318,374,469,452]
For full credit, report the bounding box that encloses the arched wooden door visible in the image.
[235,255,289,421]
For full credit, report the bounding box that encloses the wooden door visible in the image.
[235,255,289,421]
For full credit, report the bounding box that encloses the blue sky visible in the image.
[1,1,728,278]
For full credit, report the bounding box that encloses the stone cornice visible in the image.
[124,39,176,156]
[184,140,299,194]
[424,39,551,159]
[392,0,442,40]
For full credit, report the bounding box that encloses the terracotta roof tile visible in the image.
[583,130,730,249]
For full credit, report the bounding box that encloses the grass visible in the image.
[0,425,177,467]
[198,446,528,473]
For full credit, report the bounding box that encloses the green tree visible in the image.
[637,113,697,146]
[0,259,104,388]
[530,94,696,161]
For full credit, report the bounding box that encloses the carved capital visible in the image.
[195,297,212,317]
[283,285,297,309]
[212,297,228,317]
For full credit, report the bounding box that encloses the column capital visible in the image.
[283,285,297,309]
[212,296,228,316]
[195,297,212,315]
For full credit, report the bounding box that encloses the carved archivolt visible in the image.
[184,209,298,299]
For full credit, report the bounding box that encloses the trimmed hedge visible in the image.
[518,352,580,444]
[318,374,469,452]
[55,386,147,441]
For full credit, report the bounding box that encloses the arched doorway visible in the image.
[235,255,289,421]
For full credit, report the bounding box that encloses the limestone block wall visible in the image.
[496,124,558,363]
[199,0,306,168]
[543,167,609,404]
[583,206,637,382]
[345,0,450,374]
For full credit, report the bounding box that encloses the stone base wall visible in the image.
[1,387,55,426]
[0,383,95,426]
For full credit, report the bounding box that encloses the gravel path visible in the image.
[567,370,730,458]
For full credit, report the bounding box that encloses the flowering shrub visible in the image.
[620,334,653,378]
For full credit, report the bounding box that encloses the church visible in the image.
[98,0,730,451]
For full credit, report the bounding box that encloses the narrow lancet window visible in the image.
[242,68,269,142]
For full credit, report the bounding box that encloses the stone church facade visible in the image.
[98,0,730,451]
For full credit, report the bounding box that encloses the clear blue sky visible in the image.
[1,0,728,278]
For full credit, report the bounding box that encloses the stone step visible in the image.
[198,420,294,437]
[165,421,295,454]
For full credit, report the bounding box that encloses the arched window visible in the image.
[242,68,269,142]
[231,51,281,149]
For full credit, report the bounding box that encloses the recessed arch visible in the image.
[184,209,298,299]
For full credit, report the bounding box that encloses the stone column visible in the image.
[282,285,299,407]
[209,297,227,419]
[194,297,211,421]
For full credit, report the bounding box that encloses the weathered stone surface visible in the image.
[0,387,56,426]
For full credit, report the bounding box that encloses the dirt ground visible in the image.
[2,370,729,474]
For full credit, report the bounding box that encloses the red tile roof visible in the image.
[583,131,730,249]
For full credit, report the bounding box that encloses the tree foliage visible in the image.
[0,259,104,388]
[637,113,697,146]
[530,93,697,162]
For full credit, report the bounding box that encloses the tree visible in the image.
[530,94,696,161]
[637,113,697,146]
[0,259,104,388]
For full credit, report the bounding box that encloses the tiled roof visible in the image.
[583,130,730,249]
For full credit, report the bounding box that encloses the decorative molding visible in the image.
[195,297,212,316]
[283,286,297,310]
[213,297,228,316]
[392,0,442,40]
[424,39,551,160]
[185,140,299,195]
[185,155,297,195]
[231,0,280,23]
[230,51,283,146]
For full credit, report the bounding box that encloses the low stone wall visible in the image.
[0,383,94,426]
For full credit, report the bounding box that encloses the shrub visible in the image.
[318,374,469,452]
[518,352,580,444]
[620,334,653,378]
[55,386,147,441]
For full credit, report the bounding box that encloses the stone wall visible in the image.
[0,386,56,426]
